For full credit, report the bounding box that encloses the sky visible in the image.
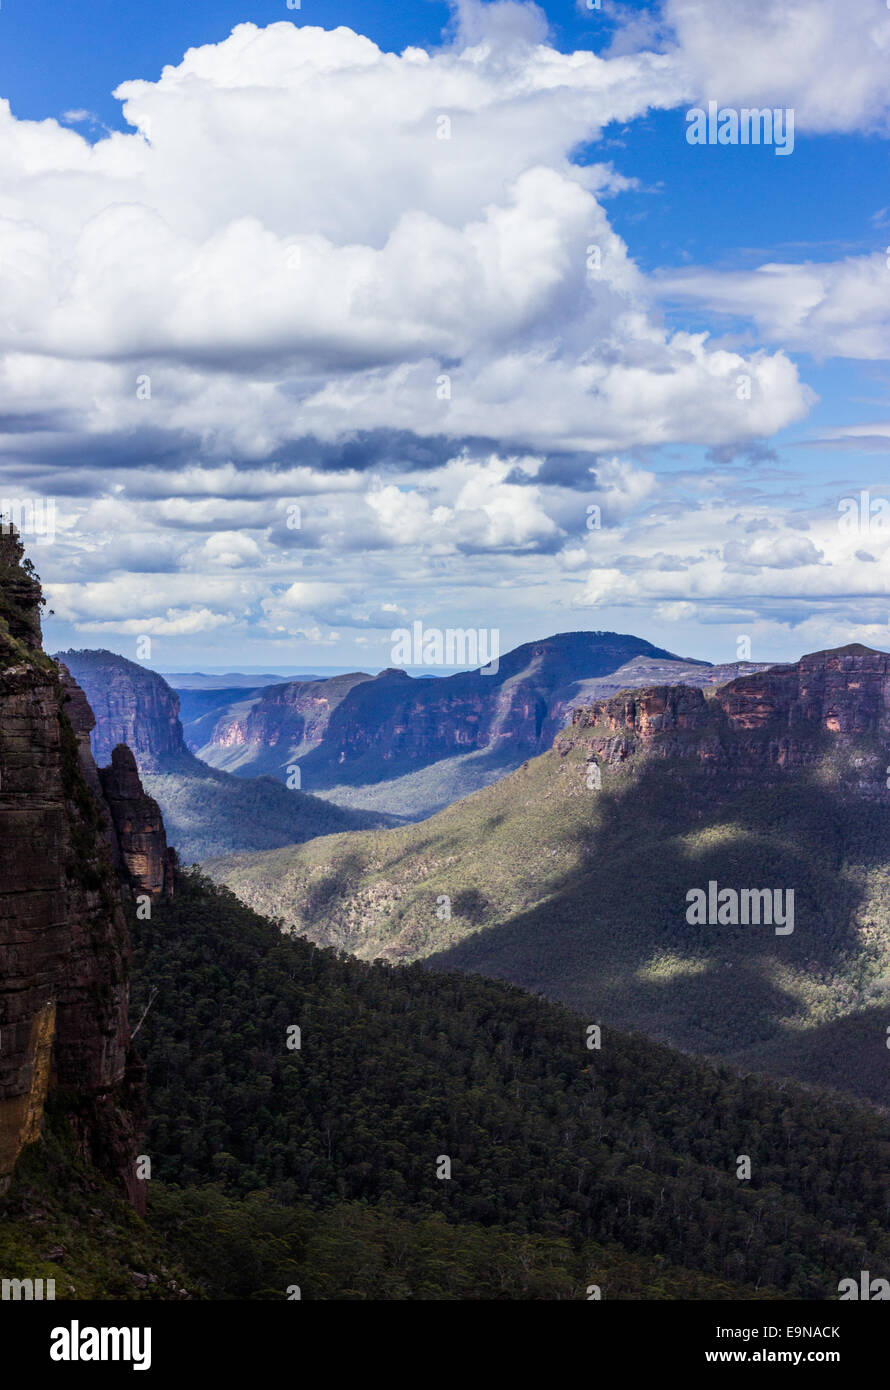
[1,0,889,671]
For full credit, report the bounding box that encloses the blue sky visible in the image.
[1,0,889,670]
[0,1,584,125]
[4,2,881,270]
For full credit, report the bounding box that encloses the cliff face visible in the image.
[100,746,176,898]
[0,536,171,1209]
[59,667,176,898]
[57,649,189,770]
[319,665,548,767]
[561,644,890,789]
[199,632,686,786]
[209,671,374,760]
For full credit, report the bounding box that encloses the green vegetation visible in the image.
[0,527,49,668]
[205,734,890,1105]
[148,1187,764,1300]
[142,763,395,863]
[4,868,889,1300]
[0,1107,195,1301]
[125,872,890,1299]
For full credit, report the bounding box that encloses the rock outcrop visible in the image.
[56,648,189,770]
[0,533,170,1209]
[208,670,374,765]
[197,632,689,785]
[561,645,890,791]
[100,746,176,898]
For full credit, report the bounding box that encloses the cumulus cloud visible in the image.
[4,2,889,658]
[658,254,890,361]
[192,531,265,568]
[75,608,234,636]
[0,13,809,472]
[569,477,890,627]
[662,0,890,134]
[723,533,824,569]
[261,580,409,634]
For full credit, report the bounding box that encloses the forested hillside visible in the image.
[121,872,890,1299]
[205,651,890,1106]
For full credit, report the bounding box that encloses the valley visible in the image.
[56,649,394,861]
[3,530,889,1304]
[1,0,885,1330]
[204,645,890,1107]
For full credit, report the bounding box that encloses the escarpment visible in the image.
[208,670,375,757]
[59,669,176,899]
[197,632,685,786]
[56,647,189,770]
[562,644,890,793]
[0,531,174,1209]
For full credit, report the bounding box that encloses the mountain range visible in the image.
[205,643,890,1108]
[189,633,772,819]
[58,637,776,844]
[3,530,890,1302]
[56,649,392,861]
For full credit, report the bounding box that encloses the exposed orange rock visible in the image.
[562,644,890,789]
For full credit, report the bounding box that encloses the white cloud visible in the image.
[571,487,890,618]
[8,3,890,662]
[663,0,890,134]
[192,531,265,568]
[658,254,890,361]
[74,608,233,636]
[46,573,252,623]
[260,579,409,633]
[0,15,810,461]
[723,533,824,569]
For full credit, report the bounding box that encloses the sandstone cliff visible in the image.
[57,648,189,770]
[57,667,177,898]
[205,670,374,770]
[561,644,890,793]
[199,632,686,787]
[0,533,172,1208]
[99,746,177,898]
